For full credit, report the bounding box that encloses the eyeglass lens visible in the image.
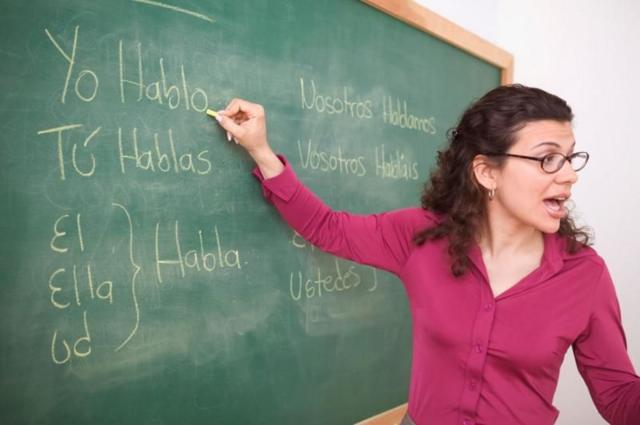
[543,153,588,172]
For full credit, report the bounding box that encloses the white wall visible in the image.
[414,1,640,423]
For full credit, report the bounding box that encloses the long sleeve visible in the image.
[572,262,640,424]
[251,155,434,276]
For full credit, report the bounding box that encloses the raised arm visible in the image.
[214,98,433,275]
[572,262,640,425]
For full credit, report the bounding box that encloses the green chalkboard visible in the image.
[0,1,501,424]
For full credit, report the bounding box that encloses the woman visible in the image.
[214,85,640,424]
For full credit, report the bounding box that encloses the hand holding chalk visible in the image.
[211,99,269,152]
[211,98,283,178]
[206,108,236,143]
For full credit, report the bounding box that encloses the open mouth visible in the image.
[543,197,567,218]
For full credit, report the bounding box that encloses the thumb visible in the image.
[216,113,244,139]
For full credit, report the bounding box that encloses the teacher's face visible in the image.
[493,120,578,234]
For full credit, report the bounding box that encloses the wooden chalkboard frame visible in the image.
[356,1,513,423]
[363,0,513,85]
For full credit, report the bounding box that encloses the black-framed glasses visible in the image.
[484,151,589,174]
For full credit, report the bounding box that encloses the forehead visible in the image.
[511,120,574,151]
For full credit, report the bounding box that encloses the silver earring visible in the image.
[488,188,496,200]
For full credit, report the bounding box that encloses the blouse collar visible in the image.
[466,232,565,300]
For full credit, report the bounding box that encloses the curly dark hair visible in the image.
[414,84,592,277]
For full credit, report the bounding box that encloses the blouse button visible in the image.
[469,380,477,390]
[474,344,483,353]
[484,303,493,311]
[462,419,472,425]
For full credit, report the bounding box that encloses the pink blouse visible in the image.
[252,155,640,425]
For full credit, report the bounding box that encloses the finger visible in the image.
[222,98,262,119]
[232,111,249,125]
[216,113,244,139]
[222,98,244,116]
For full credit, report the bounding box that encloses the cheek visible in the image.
[499,171,549,211]
[501,186,538,215]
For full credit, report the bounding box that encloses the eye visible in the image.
[542,153,564,171]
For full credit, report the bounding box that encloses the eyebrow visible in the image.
[532,141,576,150]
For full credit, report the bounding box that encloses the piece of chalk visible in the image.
[206,108,218,118]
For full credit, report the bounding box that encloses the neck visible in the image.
[478,203,543,259]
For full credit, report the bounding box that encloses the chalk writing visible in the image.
[289,259,378,301]
[47,203,142,364]
[297,139,366,176]
[298,77,439,136]
[43,25,214,112]
[50,213,85,253]
[45,196,247,366]
[154,222,241,284]
[37,124,213,179]
[45,26,100,104]
[132,0,215,23]
[375,144,419,180]
[382,96,437,134]
[37,124,98,180]
[48,264,113,309]
[119,40,209,112]
[291,230,315,251]
[51,310,91,364]
[35,19,426,372]
[48,265,112,365]
[288,230,378,301]
[112,203,141,352]
[118,127,212,175]
[299,77,373,119]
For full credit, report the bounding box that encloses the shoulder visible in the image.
[551,237,620,318]
[370,207,439,240]
[554,234,607,275]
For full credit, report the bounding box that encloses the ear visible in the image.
[472,154,499,191]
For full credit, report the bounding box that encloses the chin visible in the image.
[536,218,561,234]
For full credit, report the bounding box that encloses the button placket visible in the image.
[458,283,496,423]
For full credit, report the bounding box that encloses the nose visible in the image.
[556,159,578,184]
